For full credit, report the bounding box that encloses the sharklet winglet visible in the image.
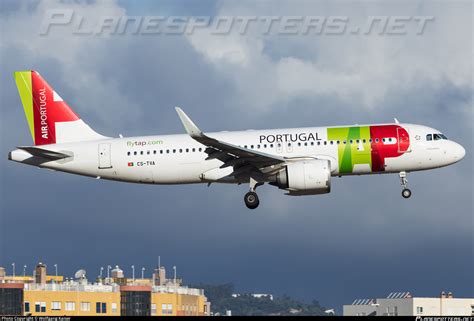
[175,107,204,138]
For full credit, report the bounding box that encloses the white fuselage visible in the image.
[9,123,465,186]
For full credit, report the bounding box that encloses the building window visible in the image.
[35,302,46,313]
[51,301,61,310]
[471,304,474,315]
[96,302,101,313]
[151,303,157,315]
[25,302,30,313]
[102,302,107,313]
[81,302,90,312]
[112,302,117,313]
[162,303,173,315]
[65,302,75,311]
[416,306,423,314]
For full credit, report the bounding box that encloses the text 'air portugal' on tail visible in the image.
[13,70,106,146]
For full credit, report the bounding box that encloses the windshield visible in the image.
[427,133,448,141]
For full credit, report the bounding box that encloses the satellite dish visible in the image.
[74,269,86,279]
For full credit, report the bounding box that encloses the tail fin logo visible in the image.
[38,87,48,139]
[14,71,80,145]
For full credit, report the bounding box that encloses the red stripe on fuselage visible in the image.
[370,125,410,172]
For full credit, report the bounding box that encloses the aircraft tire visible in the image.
[244,191,259,209]
[402,188,412,199]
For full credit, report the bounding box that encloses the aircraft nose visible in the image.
[452,142,465,162]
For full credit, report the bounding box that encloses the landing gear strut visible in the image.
[244,177,263,209]
[399,171,412,199]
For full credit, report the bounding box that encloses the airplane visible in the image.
[9,71,466,209]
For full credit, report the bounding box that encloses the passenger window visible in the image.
[153,150,156,154]
[140,151,144,155]
[244,145,248,149]
[324,141,327,145]
[426,134,432,141]
[166,150,169,154]
[304,142,307,146]
[270,144,274,148]
[264,144,267,148]
[173,149,176,153]
[127,152,130,156]
[350,140,353,144]
[134,151,137,155]
[199,148,202,152]
[343,141,346,145]
[336,141,340,145]
[311,142,314,146]
[288,143,291,147]
[257,145,260,149]
[369,139,372,143]
[297,142,301,147]
[179,149,182,153]
[317,142,320,146]
[277,143,281,147]
[363,139,366,143]
[147,151,150,155]
[356,139,360,143]
[192,148,195,152]
[250,145,254,149]
[375,138,379,143]
[160,150,163,154]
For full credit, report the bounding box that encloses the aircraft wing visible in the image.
[175,107,286,177]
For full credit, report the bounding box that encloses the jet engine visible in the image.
[270,159,331,195]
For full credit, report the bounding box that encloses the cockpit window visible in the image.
[426,134,432,141]
[433,133,448,140]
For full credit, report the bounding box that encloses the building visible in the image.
[344,292,474,316]
[0,263,210,316]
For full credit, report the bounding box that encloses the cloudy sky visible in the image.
[0,0,472,311]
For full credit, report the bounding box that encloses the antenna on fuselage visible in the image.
[394,118,400,124]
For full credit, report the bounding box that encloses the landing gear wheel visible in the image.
[244,191,259,209]
[402,188,412,199]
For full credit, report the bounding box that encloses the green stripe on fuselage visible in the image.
[327,126,371,173]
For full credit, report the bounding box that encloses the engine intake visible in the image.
[271,159,331,195]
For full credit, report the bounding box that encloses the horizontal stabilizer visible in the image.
[17,146,70,160]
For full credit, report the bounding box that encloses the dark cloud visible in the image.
[0,0,472,312]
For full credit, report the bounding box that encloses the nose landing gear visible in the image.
[399,171,412,199]
[244,177,263,209]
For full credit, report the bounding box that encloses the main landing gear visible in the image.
[244,177,263,209]
[399,171,412,199]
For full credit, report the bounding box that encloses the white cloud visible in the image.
[186,1,472,117]
[0,0,142,129]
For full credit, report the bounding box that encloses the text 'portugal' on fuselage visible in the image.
[9,71,466,209]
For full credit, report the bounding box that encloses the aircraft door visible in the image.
[397,127,411,153]
[98,143,112,169]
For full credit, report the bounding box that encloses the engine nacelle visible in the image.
[271,159,331,195]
